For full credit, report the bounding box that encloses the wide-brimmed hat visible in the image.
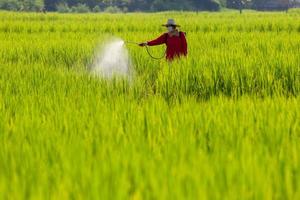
[162,19,180,27]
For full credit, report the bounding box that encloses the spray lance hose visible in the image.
[124,41,166,60]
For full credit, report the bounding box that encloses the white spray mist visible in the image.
[92,38,133,79]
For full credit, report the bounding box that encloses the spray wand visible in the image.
[124,41,139,45]
[124,41,166,60]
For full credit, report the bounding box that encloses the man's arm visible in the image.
[147,33,167,46]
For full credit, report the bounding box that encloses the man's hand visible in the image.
[139,42,147,47]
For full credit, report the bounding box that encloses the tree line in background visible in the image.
[0,0,297,12]
[0,0,222,12]
[227,0,294,11]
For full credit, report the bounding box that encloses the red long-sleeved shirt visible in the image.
[147,32,187,61]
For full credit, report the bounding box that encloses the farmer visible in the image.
[139,19,187,61]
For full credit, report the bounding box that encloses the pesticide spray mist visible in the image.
[92,38,133,79]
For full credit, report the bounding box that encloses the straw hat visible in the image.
[162,19,180,27]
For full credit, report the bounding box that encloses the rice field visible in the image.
[0,10,300,199]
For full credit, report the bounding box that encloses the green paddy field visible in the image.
[0,10,299,199]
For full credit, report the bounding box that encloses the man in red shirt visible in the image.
[139,19,188,61]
